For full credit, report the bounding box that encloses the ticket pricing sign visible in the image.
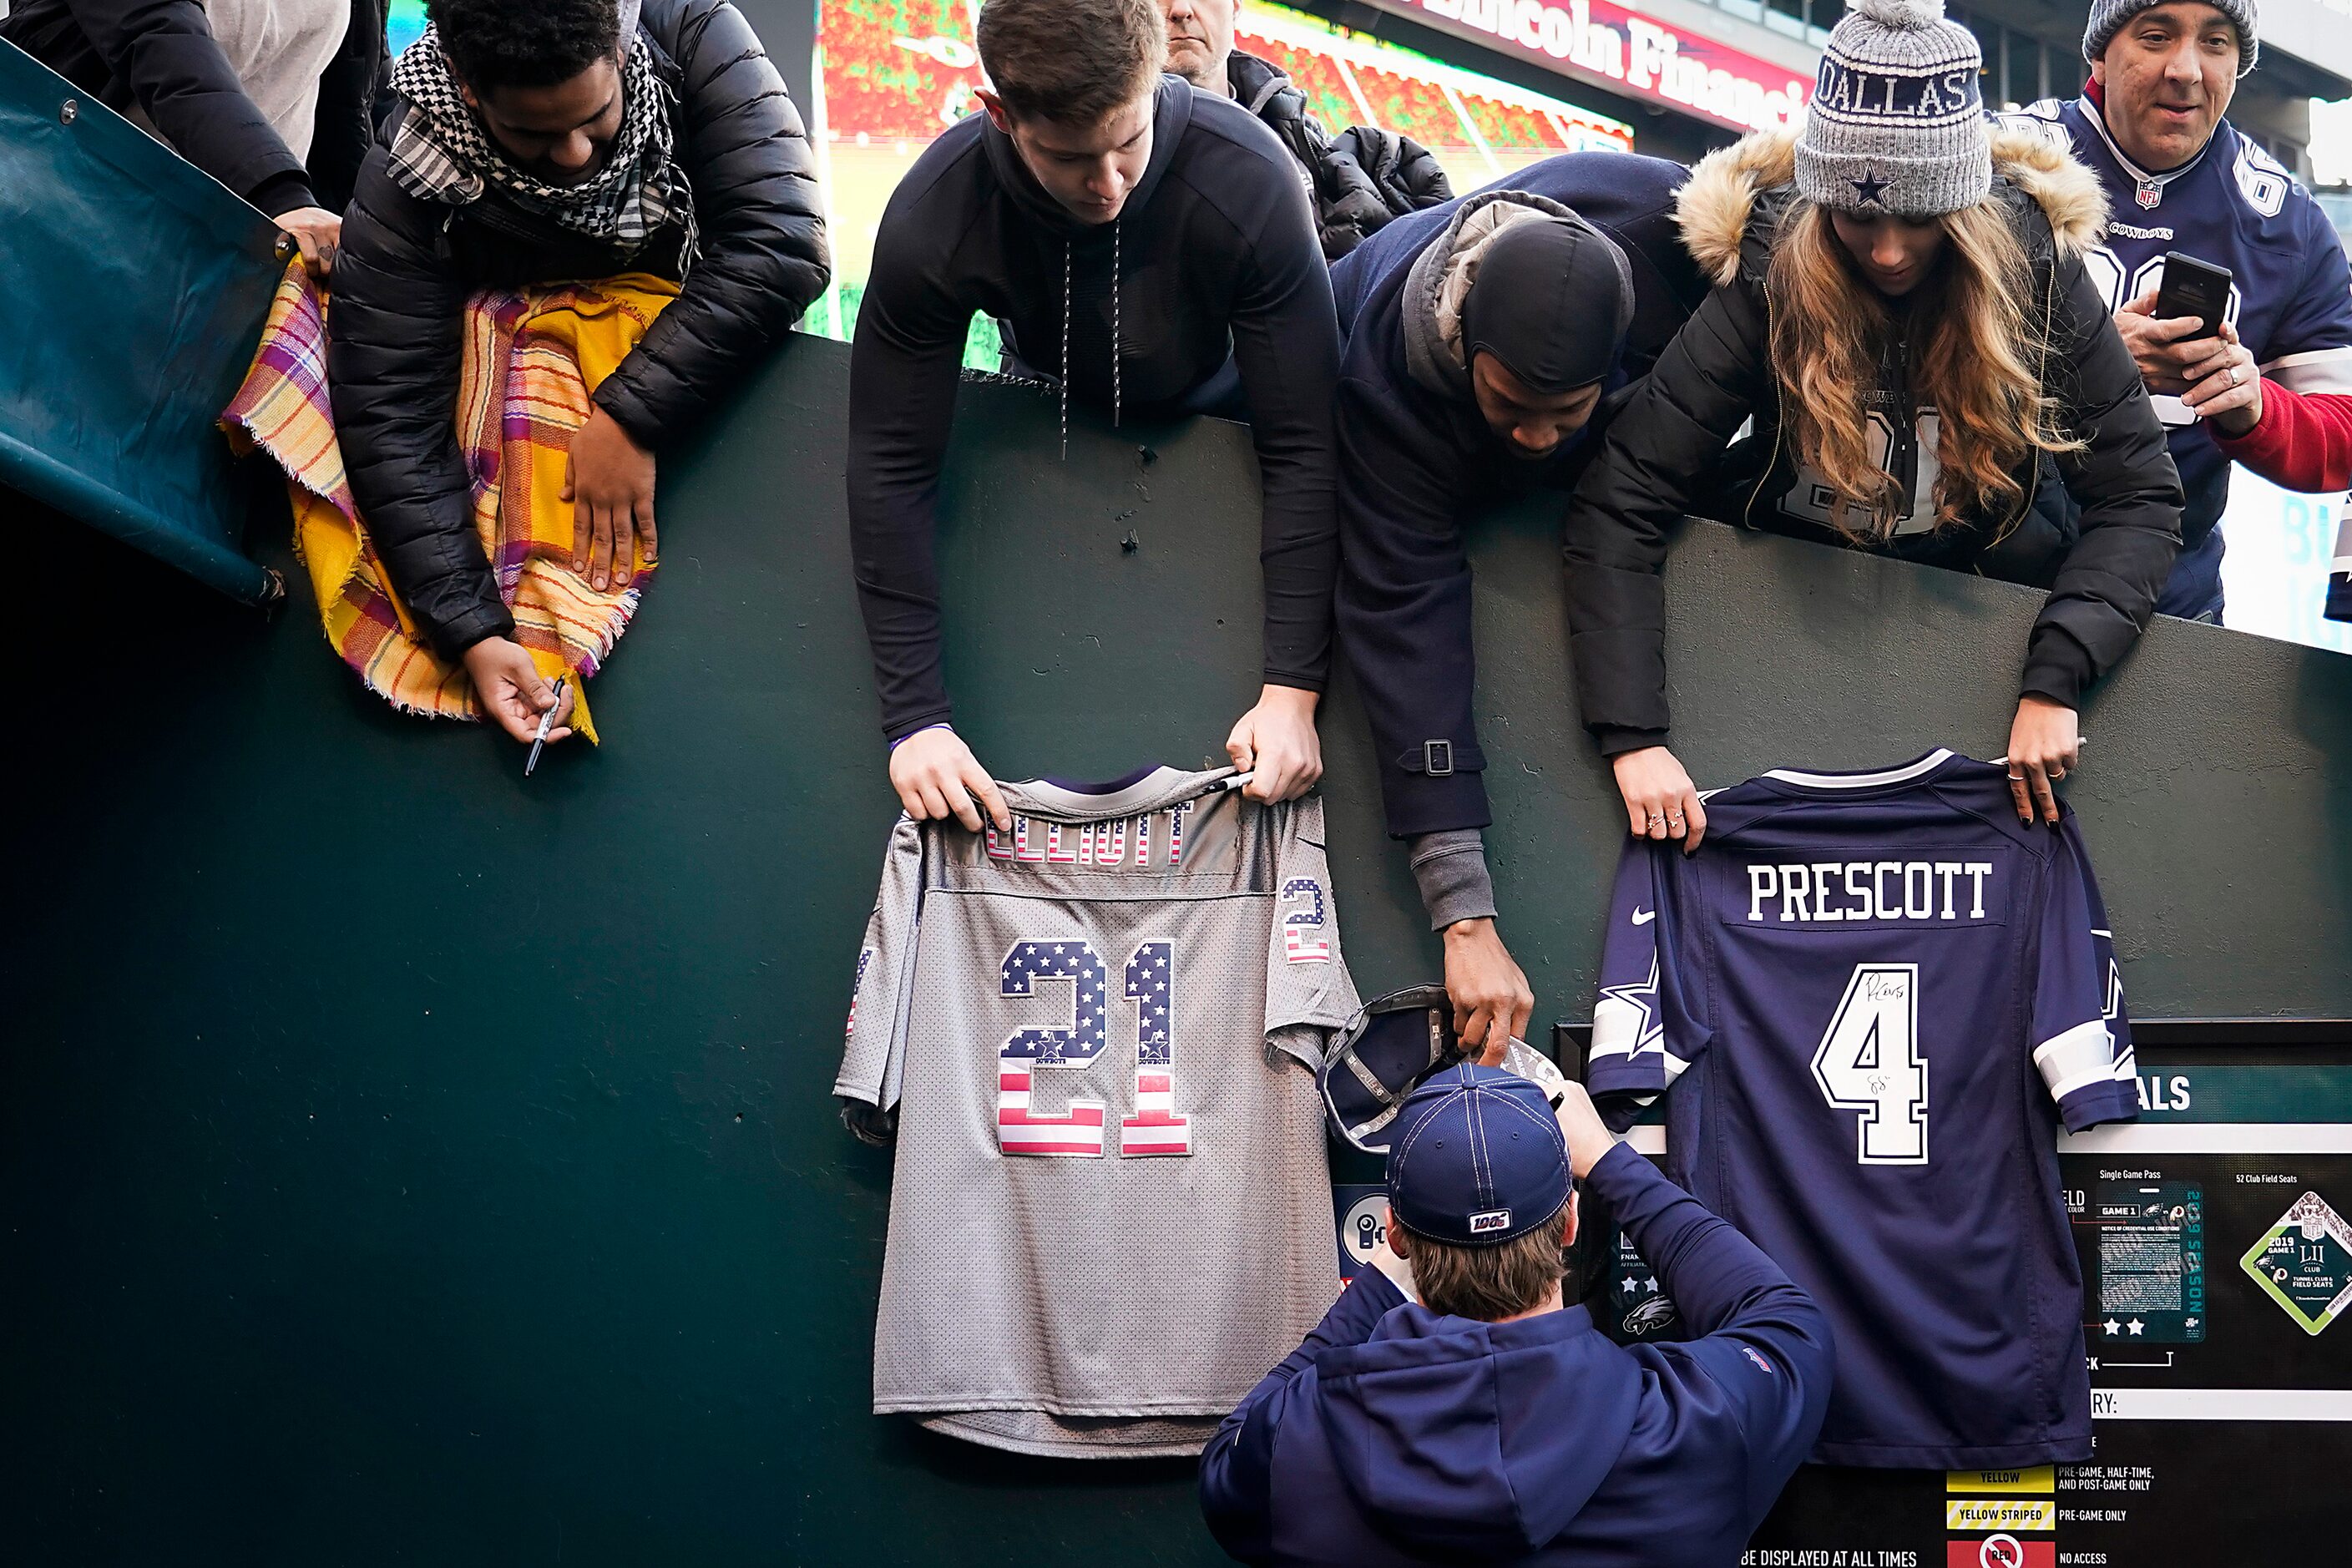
[1377,0,1812,133]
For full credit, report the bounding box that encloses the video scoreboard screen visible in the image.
[807,0,1633,364]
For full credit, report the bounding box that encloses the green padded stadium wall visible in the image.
[5,332,2349,1564]
[0,39,282,603]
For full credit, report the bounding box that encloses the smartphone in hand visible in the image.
[2154,250,2233,343]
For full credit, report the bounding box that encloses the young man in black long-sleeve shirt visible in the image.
[849,0,1340,830]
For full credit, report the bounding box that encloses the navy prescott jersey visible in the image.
[2000,97,2352,611]
[1586,750,2137,1468]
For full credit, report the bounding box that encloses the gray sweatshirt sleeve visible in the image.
[1408,829,1498,930]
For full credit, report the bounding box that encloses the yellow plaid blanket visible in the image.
[224,261,679,742]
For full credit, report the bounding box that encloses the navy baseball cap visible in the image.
[1387,1064,1571,1246]
[1319,985,1460,1154]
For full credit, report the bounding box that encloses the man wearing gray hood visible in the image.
[1327,153,1708,1060]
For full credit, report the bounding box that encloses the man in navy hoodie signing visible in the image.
[1201,1067,1830,1566]
[1328,156,1708,1062]
[850,0,1340,834]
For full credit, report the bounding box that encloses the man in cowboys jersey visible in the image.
[2002,1,2352,624]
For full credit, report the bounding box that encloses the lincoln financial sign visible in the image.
[1398,0,1812,133]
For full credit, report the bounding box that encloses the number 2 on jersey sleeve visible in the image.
[1810,963,1928,1165]
[996,938,1190,1158]
[1281,878,1331,963]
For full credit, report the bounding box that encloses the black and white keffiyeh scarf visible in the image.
[387,18,696,266]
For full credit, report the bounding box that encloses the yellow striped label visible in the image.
[1945,1499,2056,1531]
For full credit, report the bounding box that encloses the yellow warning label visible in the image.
[1945,1499,2056,1531]
[1945,1465,2056,1495]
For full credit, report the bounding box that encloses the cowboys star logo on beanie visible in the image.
[1795,0,1991,219]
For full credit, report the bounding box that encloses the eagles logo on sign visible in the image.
[1621,1295,1677,1335]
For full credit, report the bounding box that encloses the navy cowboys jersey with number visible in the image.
[836,766,1359,1458]
[1586,751,2137,1468]
[1998,96,2352,618]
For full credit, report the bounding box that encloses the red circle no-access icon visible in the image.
[1946,1538,2056,1568]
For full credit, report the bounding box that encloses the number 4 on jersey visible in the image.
[1811,964,1928,1165]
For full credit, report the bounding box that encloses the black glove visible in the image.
[838,1097,898,1148]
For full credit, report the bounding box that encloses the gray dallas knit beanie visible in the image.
[1795,0,1990,219]
[2083,0,2258,78]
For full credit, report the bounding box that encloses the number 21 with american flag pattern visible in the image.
[997,938,1189,1158]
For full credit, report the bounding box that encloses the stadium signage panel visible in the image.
[2249,0,2352,89]
[1392,0,1811,133]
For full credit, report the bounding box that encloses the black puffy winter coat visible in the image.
[328,0,828,658]
[1562,127,2183,754]
[3,0,387,215]
[1227,52,1450,260]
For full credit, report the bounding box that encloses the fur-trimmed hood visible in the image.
[1674,125,2109,288]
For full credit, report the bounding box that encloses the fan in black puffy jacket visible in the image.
[328,0,827,741]
[1563,124,2181,836]
[1224,51,1451,260]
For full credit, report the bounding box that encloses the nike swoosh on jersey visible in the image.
[1631,908,1657,925]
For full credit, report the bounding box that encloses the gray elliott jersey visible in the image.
[837,765,1360,1458]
